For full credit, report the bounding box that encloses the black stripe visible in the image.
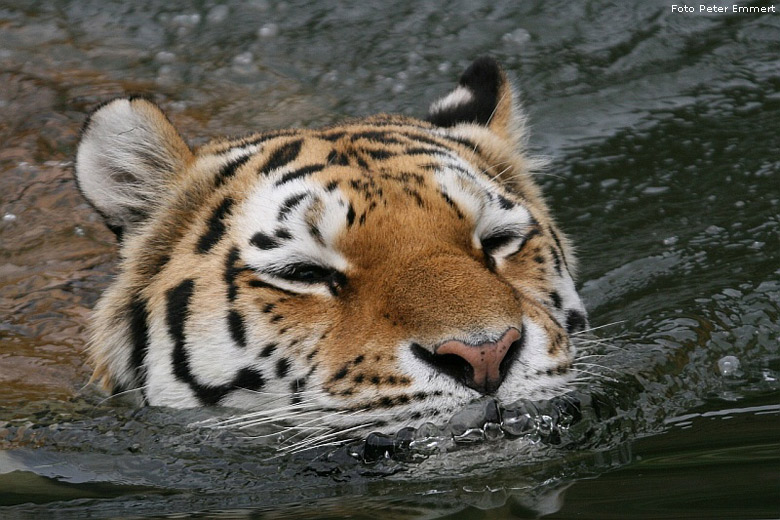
[548,228,569,273]
[362,149,393,160]
[276,358,290,378]
[167,279,265,404]
[402,147,448,156]
[275,164,324,186]
[350,131,404,144]
[215,154,251,187]
[440,191,465,219]
[260,343,277,357]
[259,139,303,176]
[197,198,234,254]
[232,367,265,391]
[278,193,308,219]
[398,132,453,149]
[224,246,242,302]
[346,203,356,227]
[250,231,280,250]
[275,228,292,240]
[168,279,199,390]
[227,309,247,348]
[327,150,350,166]
[549,246,562,275]
[497,194,515,210]
[128,294,150,400]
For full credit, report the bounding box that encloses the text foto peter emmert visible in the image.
[672,4,777,13]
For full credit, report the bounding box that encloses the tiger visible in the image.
[75,57,588,433]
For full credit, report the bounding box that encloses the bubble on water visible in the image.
[207,5,229,24]
[748,241,765,250]
[600,178,619,189]
[502,28,531,46]
[705,225,724,235]
[257,23,278,38]
[172,13,201,27]
[642,186,669,195]
[3,213,17,222]
[717,355,740,376]
[437,61,451,73]
[231,52,255,74]
[734,200,745,208]
[233,52,253,66]
[663,236,679,246]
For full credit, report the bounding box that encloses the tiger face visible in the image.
[75,57,587,431]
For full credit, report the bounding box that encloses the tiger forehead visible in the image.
[203,122,496,214]
[204,122,483,183]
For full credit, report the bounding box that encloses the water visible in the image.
[1,0,779,517]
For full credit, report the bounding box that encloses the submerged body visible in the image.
[75,58,588,430]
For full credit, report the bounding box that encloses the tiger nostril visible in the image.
[411,327,524,395]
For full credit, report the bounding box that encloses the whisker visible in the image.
[571,368,619,383]
[94,385,147,406]
[280,421,375,455]
[572,320,627,335]
[195,398,322,428]
[572,362,623,376]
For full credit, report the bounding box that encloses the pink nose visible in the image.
[435,328,521,393]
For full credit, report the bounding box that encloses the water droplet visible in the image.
[2,213,17,222]
[74,226,85,237]
[717,355,740,376]
[258,23,278,38]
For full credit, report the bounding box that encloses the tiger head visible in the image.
[75,57,588,431]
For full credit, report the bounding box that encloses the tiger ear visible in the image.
[427,57,523,143]
[75,97,193,240]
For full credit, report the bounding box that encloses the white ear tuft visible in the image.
[75,98,192,239]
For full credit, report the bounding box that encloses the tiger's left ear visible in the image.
[427,57,522,143]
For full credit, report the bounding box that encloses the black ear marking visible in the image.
[427,56,503,128]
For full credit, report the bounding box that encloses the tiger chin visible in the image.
[75,57,588,433]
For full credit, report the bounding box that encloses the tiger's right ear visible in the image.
[75,98,193,240]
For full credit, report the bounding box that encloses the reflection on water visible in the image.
[1,0,779,517]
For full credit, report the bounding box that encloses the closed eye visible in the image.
[481,231,521,257]
[266,263,347,294]
[481,224,541,260]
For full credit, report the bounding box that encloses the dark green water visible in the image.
[1,0,778,518]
